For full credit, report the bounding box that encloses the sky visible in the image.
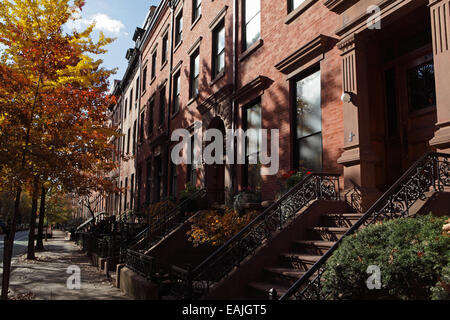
[67,0,160,89]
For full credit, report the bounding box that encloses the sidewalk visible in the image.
[4,230,129,300]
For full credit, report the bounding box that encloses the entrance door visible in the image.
[206,118,226,205]
[384,47,437,186]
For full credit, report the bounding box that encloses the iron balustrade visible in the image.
[170,173,341,300]
[281,152,450,300]
[129,189,207,250]
[345,180,363,213]
[125,249,157,280]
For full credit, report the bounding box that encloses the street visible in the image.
[0,230,29,266]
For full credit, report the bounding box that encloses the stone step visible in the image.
[293,240,336,254]
[280,254,321,270]
[309,226,349,241]
[322,213,364,227]
[264,267,306,280]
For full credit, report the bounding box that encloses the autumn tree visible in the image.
[0,0,119,299]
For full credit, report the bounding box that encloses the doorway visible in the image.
[375,6,437,188]
[205,117,226,206]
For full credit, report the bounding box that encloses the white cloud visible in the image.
[66,13,125,35]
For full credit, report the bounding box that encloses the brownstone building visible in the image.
[106,0,450,213]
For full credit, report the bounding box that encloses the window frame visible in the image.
[159,85,166,126]
[173,71,181,114]
[175,10,183,46]
[242,0,261,51]
[190,49,200,99]
[291,67,323,172]
[192,0,202,23]
[212,20,226,78]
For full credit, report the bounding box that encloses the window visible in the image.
[294,69,322,172]
[190,49,200,98]
[127,128,130,154]
[407,61,436,113]
[136,77,140,102]
[133,120,137,155]
[175,10,183,46]
[148,98,154,135]
[146,159,152,205]
[137,167,142,210]
[244,101,262,194]
[213,21,225,77]
[140,111,145,142]
[130,174,134,210]
[119,181,123,213]
[289,0,306,12]
[193,0,201,22]
[124,178,128,211]
[162,33,168,64]
[187,135,197,185]
[173,71,181,114]
[124,99,127,118]
[159,86,166,126]
[142,66,147,91]
[243,0,261,50]
[129,89,133,110]
[151,50,157,79]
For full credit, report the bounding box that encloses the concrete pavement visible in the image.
[1,230,129,300]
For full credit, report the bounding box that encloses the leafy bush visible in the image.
[321,215,450,300]
[187,208,259,247]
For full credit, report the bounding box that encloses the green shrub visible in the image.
[321,215,450,300]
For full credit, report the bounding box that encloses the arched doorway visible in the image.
[205,117,226,206]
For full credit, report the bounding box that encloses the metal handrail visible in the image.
[75,211,106,232]
[281,151,450,300]
[171,172,341,299]
[129,188,207,248]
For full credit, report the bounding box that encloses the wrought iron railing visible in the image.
[129,189,207,251]
[125,249,157,280]
[75,211,106,233]
[281,152,450,300]
[345,180,363,213]
[170,173,341,299]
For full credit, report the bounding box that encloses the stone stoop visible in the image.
[119,267,159,300]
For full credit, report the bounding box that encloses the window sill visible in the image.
[285,0,317,25]
[190,14,202,30]
[160,60,168,71]
[239,39,264,62]
[174,40,183,54]
[187,95,199,106]
[171,110,180,119]
[150,76,156,86]
[141,89,146,97]
[209,70,225,87]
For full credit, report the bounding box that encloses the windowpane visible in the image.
[407,61,436,113]
[190,51,200,97]
[296,70,321,138]
[218,27,225,52]
[148,99,154,135]
[245,14,261,49]
[245,0,260,23]
[295,70,322,171]
[159,87,166,125]
[173,72,180,113]
[291,0,306,11]
[298,133,322,172]
[245,102,262,193]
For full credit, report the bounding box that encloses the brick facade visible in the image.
[103,0,450,215]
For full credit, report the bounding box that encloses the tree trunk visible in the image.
[26,176,39,260]
[35,186,46,251]
[1,187,22,300]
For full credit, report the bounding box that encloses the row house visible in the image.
[106,0,450,216]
